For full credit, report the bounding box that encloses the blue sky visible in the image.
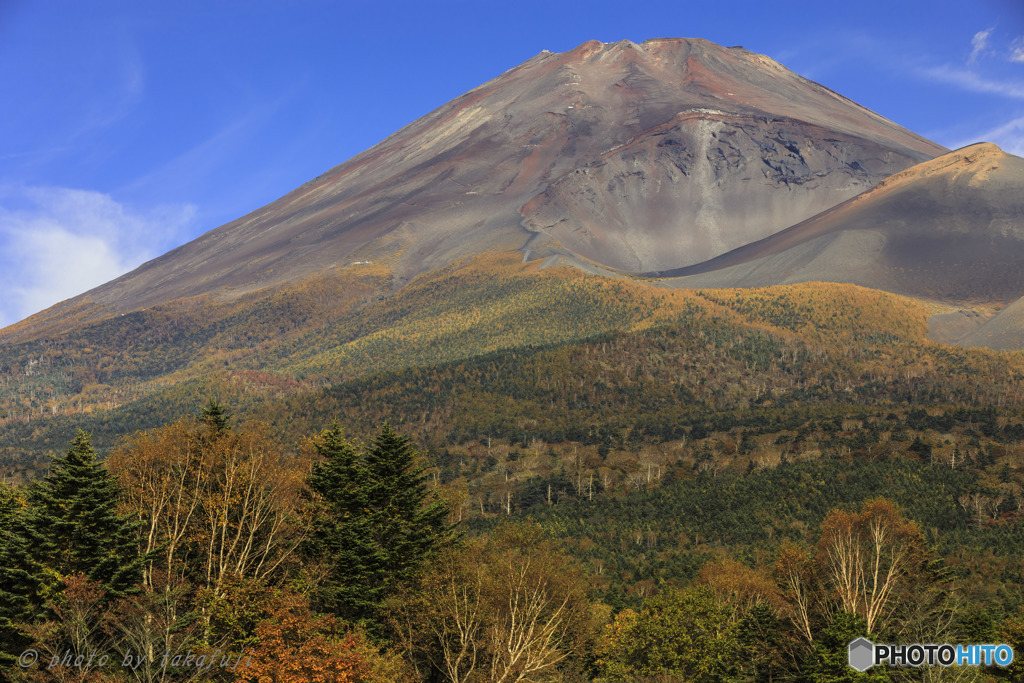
[1,0,1023,327]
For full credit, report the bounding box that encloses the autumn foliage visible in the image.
[2,396,1024,681]
[236,588,410,683]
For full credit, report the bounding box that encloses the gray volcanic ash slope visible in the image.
[659,143,1024,306]
[2,38,944,341]
[520,112,930,272]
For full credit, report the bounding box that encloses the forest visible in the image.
[2,257,1024,680]
[1,397,1023,682]
[11,253,1013,470]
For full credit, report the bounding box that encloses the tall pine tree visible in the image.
[363,423,453,585]
[23,430,144,598]
[304,425,387,625]
[0,484,36,667]
[303,423,453,634]
[0,432,144,665]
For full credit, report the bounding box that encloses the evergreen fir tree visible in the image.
[23,430,143,598]
[200,398,233,432]
[303,423,453,635]
[363,423,453,584]
[0,485,37,667]
[304,426,387,625]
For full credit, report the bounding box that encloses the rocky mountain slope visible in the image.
[8,36,1024,470]
[2,38,944,343]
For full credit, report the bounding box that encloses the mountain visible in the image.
[6,36,1021,473]
[7,38,1024,672]
[654,143,1024,305]
[2,38,944,343]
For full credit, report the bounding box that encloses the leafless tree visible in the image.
[395,524,590,683]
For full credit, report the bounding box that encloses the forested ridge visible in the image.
[3,254,1022,474]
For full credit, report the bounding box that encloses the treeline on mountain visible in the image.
[0,256,655,432]
[10,254,1023,471]
[5,279,1024,636]
[2,406,1023,681]
[5,264,1024,479]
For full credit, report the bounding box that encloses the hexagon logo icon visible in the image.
[848,637,875,672]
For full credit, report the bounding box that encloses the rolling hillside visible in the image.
[5,252,1024,478]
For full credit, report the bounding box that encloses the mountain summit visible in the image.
[5,38,945,339]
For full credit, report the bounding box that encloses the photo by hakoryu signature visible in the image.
[18,648,252,671]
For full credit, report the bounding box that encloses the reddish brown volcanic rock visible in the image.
[4,38,944,339]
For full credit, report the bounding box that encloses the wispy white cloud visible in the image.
[0,187,195,328]
[967,29,1024,66]
[1011,37,1024,64]
[919,64,1024,99]
[969,28,995,65]
[986,118,1024,156]
[913,30,1024,151]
